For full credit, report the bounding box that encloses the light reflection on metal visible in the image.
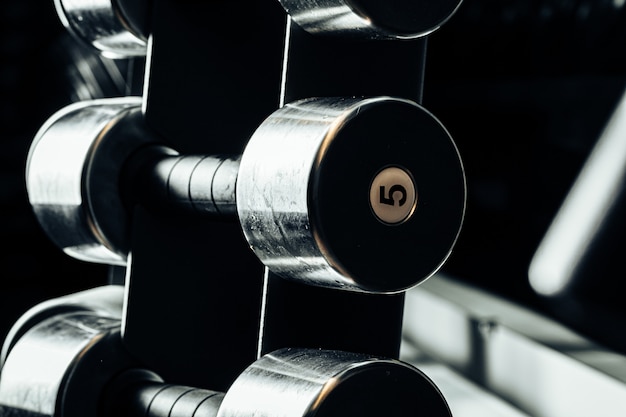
[217,347,452,417]
[0,287,126,417]
[529,88,626,296]
[278,0,463,40]
[27,95,463,293]
[26,97,146,266]
[54,0,147,59]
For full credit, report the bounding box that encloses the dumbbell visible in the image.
[26,96,465,293]
[0,289,451,417]
[105,348,452,417]
[279,0,463,39]
[54,0,464,59]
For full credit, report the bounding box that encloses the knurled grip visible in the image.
[278,0,463,39]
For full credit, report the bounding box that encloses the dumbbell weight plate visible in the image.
[0,286,132,417]
[237,96,465,293]
[279,0,463,39]
[54,0,147,58]
[217,347,451,417]
[26,97,152,265]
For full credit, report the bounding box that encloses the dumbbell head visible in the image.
[0,287,132,417]
[28,96,464,294]
[218,347,451,417]
[25,97,153,265]
[110,349,451,417]
[279,0,463,39]
[237,96,465,293]
[54,0,147,58]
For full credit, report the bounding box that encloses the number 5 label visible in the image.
[369,166,417,225]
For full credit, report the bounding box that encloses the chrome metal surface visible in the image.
[237,96,465,293]
[54,0,147,59]
[0,286,136,417]
[238,97,352,290]
[278,0,463,39]
[0,285,124,368]
[27,95,463,292]
[167,155,240,216]
[26,97,146,266]
[0,311,120,416]
[123,151,240,216]
[218,347,451,417]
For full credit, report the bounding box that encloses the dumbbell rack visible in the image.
[0,1,466,416]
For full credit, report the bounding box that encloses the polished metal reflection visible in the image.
[26,97,144,266]
[237,97,370,292]
[131,152,240,216]
[218,348,355,417]
[0,312,121,416]
[0,286,125,367]
[237,96,464,293]
[217,347,449,417]
[279,0,463,39]
[55,0,147,59]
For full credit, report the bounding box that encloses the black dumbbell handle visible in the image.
[101,369,224,417]
[121,144,239,218]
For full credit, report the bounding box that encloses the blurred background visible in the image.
[1,0,625,357]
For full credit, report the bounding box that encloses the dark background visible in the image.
[1,0,625,353]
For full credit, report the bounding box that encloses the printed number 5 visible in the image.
[380,185,407,207]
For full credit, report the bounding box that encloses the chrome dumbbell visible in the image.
[0,289,451,417]
[105,348,452,417]
[55,0,465,52]
[27,96,465,293]
[0,286,129,417]
[279,0,463,39]
[0,286,450,417]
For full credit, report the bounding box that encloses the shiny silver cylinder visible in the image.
[0,286,125,367]
[0,286,132,417]
[279,0,463,39]
[123,151,240,216]
[26,97,148,266]
[217,348,451,417]
[163,154,240,216]
[237,96,466,293]
[54,0,147,58]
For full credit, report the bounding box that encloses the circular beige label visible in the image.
[369,166,417,225]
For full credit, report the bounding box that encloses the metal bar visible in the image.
[403,274,626,417]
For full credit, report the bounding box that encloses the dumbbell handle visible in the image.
[102,349,453,417]
[27,96,465,293]
[122,146,239,218]
[102,369,224,417]
[0,389,221,417]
